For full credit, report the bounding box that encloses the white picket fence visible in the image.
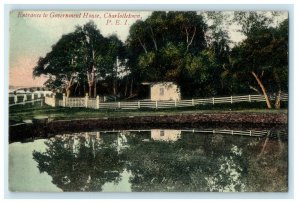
[66,97,86,108]
[98,93,288,110]
[45,93,288,110]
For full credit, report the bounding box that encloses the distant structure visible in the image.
[150,82,181,101]
[9,86,52,96]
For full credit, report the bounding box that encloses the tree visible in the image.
[33,21,125,98]
[33,31,83,97]
[183,49,219,97]
[197,11,233,96]
[124,131,248,192]
[101,35,126,97]
[232,11,283,36]
[269,19,288,108]
[230,17,288,109]
[126,11,208,98]
[76,22,107,98]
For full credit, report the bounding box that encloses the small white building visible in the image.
[150,82,181,101]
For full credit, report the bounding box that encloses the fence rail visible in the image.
[98,129,270,137]
[9,98,44,107]
[44,93,288,110]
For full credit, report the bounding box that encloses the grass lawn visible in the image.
[9,102,288,122]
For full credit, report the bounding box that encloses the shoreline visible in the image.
[9,112,288,142]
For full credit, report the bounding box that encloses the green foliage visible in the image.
[230,17,288,95]
[32,12,288,101]
[33,21,126,97]
[126,11,210,97]
[33,31,83,92]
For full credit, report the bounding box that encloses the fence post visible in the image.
[212,97,215,105]
[248,95,251,102]
[118,102,121,109]
[14,95,18,104]
[96,95,100,109]
[156,101,158,109]
[138,101,140,109]
[192,99,194,106]
[85,93,88,108]
[62,93,66,107]
[23,94,27,105]
[52,93,57,107]
[231,96,233,104]
[174,100,177,107]
[32,93,35,105]
[38,92,41,98]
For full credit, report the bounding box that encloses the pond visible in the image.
[9,128,288,192]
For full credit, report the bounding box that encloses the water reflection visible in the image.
[32,133,125,191]
[151,129,181,142]
[11,129,287,192]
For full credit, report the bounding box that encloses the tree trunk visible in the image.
[150,26,158,51]
[83,84,86,97]
[249,85,261,94]
[275,89,282,109]
[124,77,128,97]
[113,80,117,96]
[65,76,74,98]
[274,71,282,109]
[251,71,272,109]
[94,82,97,98]
[87,47,96,97]
[87,69,95,98]
[185,26,196,53]
[258,137,269,158]
[74,82,79,97]
[138,37,148,54]
[66,88,71,98]
[88,85,92,98]
[130,78,133,96]
[277,132,284,155]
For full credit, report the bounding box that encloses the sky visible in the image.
[9,10,152,87]
[9,10,287,87]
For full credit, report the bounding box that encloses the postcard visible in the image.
[8,10,288,192]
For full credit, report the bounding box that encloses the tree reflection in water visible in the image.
[32,129,288,192]
[33,132,125,191]
[125,132,248,192]
[245,132,288,192]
